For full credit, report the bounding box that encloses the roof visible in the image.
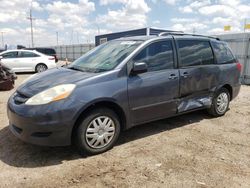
[0,49,36,53]
[0,49,45,56]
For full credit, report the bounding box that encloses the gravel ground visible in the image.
[0,74,250,188]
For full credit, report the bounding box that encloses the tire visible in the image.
[35,64,48,73]
[75,108,121,156]
[207,87,230,117]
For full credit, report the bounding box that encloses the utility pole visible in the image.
[77,32,79,44]
[192,27,196,34]
[27,1,35,47]
[244,18,247,33]
[1,32,4,48]
[56,31,58,46]
[70,30,74,44]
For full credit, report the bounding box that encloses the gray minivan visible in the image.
[8,33,241,155]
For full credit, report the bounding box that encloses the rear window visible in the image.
[211,41,235,64]
[31,48,56,55]
[45,49,56,55]
[177,40,214,67]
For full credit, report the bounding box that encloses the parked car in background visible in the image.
[7,33,241,155]
[0,49,56,73]
[0,57,17,91]
[25,48,58,62]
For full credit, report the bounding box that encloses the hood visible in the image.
[17,67,97,97]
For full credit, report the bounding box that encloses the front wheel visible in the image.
[207,88,230,117]
[75,108,121,156]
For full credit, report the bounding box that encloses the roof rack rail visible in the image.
[158,32,220,40]
[158,31,184,36]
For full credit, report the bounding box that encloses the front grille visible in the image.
[14,91,29,105]
[12,124,23,134]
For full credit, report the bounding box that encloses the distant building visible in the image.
[95,27,179,46]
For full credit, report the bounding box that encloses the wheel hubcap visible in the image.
[85,116,115,149]
[37,65,46,72]
[216,92,229,114]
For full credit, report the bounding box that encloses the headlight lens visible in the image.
[25,84,76,105]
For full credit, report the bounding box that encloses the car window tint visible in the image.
[133,40,174,71]
[45,49,55,54]
[20,51,39,58]
[211,41,235,64]
[178,40,214,67]
[36,49,45,54]
[2,51,18,59]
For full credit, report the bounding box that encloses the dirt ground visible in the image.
[0,74,249,188]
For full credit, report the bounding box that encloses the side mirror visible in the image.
[132,62,148,74]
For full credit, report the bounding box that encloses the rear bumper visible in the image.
[47,62,57,69]
[232,84,241,100]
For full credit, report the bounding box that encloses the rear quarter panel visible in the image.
[216,63,241,99]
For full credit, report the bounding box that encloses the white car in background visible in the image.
[0,49,57,73]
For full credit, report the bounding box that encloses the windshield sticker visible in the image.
[120,41,137,45]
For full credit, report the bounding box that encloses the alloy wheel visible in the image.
[36,65,47,72]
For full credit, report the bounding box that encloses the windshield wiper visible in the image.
[68,66,84,72]
[68,66,108,73]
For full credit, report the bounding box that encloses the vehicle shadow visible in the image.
[0,110,210,168]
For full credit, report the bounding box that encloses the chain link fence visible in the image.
[48,44,95,62]
[217,33,250,84]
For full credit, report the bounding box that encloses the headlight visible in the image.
[25,84,76,105]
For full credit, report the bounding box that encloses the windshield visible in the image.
[69,40,142,73]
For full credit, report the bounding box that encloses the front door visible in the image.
[127,39,179,125]
[1,51,19,71]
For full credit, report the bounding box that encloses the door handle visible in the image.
[169,74,178,80]
[182,72,189,78]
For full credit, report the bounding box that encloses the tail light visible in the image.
[48,57,55,60]
[55,55,58,62]
[236,60,242,72]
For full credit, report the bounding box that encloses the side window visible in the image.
[2,51,18,59]
[177,40,214,67]
[211,41,235,64]
[133,40,174,72]
[20,51,39,58]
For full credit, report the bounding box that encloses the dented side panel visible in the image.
[179,65,220,98]
[177,94,213,113]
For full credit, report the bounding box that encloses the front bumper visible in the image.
[7,93,84,146]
